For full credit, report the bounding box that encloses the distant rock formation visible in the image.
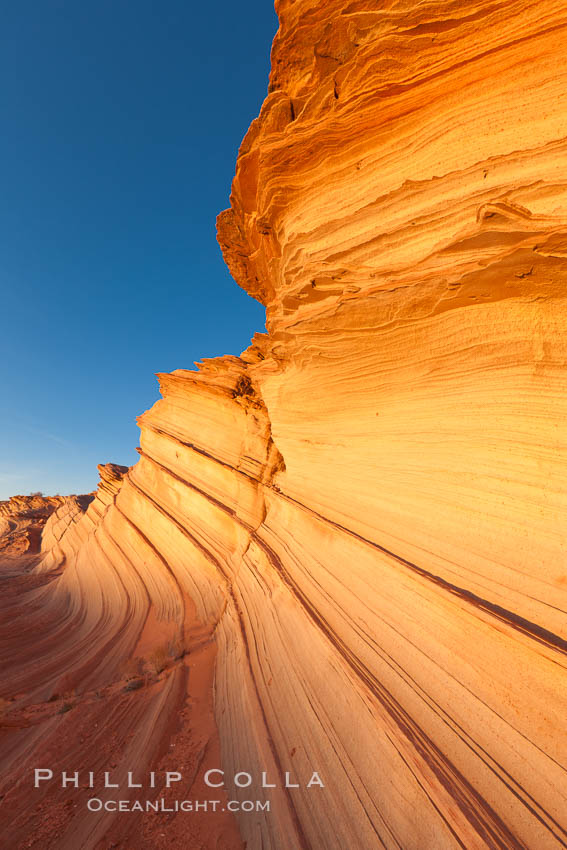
[0,493,64,519]
[1,1,566,848]
[0,493,81,558]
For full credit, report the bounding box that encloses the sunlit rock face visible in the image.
[212,3,567,846]
[1,1,567,848]
[0,494,68,558]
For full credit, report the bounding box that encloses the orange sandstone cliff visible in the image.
[1,1,567,848]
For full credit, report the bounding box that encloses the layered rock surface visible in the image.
[1,1,567,848]
[0,493,74,558]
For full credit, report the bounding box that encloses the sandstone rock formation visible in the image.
[1,1,566,848]
[0,493,74,558]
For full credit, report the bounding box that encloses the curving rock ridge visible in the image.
[1,1,567,848]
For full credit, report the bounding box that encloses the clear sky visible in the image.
[0,1,276,500]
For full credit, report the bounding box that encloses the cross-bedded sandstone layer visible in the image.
[1,1,566,848]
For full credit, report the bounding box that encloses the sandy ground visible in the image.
[0,510,245,850]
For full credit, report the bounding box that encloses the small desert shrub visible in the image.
[168,635,185,660]
[0,698,12,716]
[123,679,144,692]
[121,656,146,681]
[54,673,77,699]
[149,644,169,675]
[62,688,78,701]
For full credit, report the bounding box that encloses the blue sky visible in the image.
[0,1,276,499]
